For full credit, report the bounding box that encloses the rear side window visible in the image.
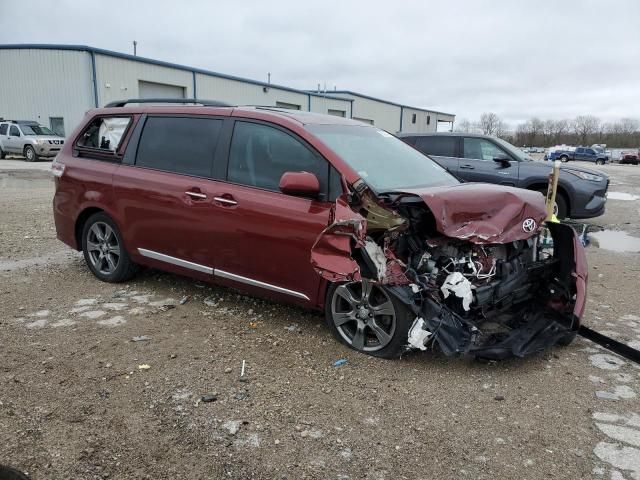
[77,116,131,151]
[135,117,222,177]
[227,121,328,194]
[415,136,457,157]
[0,124,7,135]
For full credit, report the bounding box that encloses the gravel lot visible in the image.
[1,159,639,480]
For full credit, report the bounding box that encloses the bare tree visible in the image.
[573,115,601,145]
[479,112,502,136]
[454,118,474,133]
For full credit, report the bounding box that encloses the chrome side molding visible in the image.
[214,269,310,301]
[136,248,309,301]
[137,248,213,274]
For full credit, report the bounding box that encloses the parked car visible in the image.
[52,100,587,360]
[399,133,609,219]
[0,120,65,161]
[619,150,639,165]
[546,146,608,165]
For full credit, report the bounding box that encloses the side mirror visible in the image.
[493,155,511,167]
[279,171,320,197]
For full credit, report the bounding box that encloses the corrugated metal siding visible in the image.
[309,96,352,117]
[401,108,456,133]
[195,74,309,109]
[95,54,193,106]
[329,93,401,133]
[0,49,94,133]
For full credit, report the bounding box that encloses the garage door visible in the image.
[138,80,186,99]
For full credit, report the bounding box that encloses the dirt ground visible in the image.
[1,159,639,480]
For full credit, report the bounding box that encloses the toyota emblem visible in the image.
[522,218,537,233]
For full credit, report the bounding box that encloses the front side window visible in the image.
[307,124,458,192]
[77,116,131,151]
[415,136,457,157]
[136,117,222,177]
[463,138,508,161]
[228,121,328,193]
[9,125,20,137]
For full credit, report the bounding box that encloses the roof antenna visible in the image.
[133,40,137,56]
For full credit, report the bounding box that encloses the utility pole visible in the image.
[133,41,137,56]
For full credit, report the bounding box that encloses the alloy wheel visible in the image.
[25,147,34,161]
[86,222,121,275]
[331,280,397,352]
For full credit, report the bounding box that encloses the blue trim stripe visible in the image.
[0,44,348,102]
[89,50,98,107]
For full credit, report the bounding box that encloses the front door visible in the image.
[459,137,519,186]
[210,120,334,305]
[112,115,225,278]
[5,125,22,152]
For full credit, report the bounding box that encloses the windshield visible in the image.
[20,124,55,136]
[494,137,533,161]
[306,124,458,191]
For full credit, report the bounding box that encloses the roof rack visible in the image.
[104,98,231,108]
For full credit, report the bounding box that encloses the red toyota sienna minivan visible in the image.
[52,100,587,360]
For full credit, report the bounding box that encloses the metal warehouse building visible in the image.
[0,44,454,137]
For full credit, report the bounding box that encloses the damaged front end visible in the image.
[312,182,587,360]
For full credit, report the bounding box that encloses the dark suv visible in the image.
[399,132,609,219]
[52,100,587,360]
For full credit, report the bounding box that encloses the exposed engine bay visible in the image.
[311,182,587,359]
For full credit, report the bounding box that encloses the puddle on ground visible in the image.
[607,192,640,201]
[589,230,640,253]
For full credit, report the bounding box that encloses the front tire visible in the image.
[81,212,138,283]
[24,145,38,162]
[560,155,569,163]
[325,280,413,359]
[535,188,568,219]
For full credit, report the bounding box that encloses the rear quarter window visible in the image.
[135,116,223,178]
[76,116,132,159]
[415,136,457,157]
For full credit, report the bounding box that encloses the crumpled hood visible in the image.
[396,183,547,244]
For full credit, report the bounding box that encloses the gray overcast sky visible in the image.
[1,0,638,126]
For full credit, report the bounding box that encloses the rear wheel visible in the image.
[596,159,605,166]
[325,280,413,358]
[81,212,138,283]
[24,145,38,162]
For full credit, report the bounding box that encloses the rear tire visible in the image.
[81,212,138,283]
[325,280,414,359]
[0,147,6,159]
[24,145,38,162]
[596,159,605,166]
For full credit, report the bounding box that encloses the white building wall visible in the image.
[328,93,401,133]
[309,96,352,117]
[95,54,194,107]
[195,74,309,110]
[401,108,456,133]
[0,49,94,135]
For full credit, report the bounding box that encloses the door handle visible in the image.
[213,196,238,206]
[185,190,207,199]
[460,164,475,170]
